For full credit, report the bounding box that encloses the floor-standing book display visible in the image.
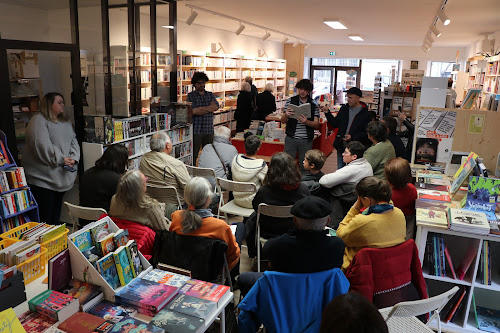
[0,130,39,233]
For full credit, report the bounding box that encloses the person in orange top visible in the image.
[170,177,244,277]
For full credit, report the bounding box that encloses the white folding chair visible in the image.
[64,202,107,233]
[380,286,459,333]
[146,184,183,210]
[216,177,256,222]
[186,165,218,192]
[256,203,293,272]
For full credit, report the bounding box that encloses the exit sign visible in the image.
[329,52,336,56]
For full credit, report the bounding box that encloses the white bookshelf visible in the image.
[415,224,500,332]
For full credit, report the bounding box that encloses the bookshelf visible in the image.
[415,224,500,332]
[401,69,424,86]
[0,131,39,233]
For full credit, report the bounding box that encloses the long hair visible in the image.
[115,170,155,210]
[95,144,129,174]
[181,177,212,234]
[40,92,68,123]
[263,152,301,189]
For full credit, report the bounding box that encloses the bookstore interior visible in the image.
[1,0,500,332]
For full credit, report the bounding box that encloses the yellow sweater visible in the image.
[337,206,406,271]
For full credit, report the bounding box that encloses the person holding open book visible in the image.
[280,79,320,172]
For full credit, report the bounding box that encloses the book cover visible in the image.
[113,229,129,248]
[456,244,477,280]
[49,249,72,292]
[92,320,116,333]
[86,300,137,323]
[96,253,120,290]
[28,290,80,322]
[476,306,500,332]
[60,279,102,306]
[464,176,500,222]
[112,246,134,286]
[40,224,66,243]
[109,316,165,333]
[287,103,312,119]
[451,152,478,194]
[448,208,490,235]
[178,279,230,306]
[151,308,205,333]
[157,263,191,277]
[115,278,178,314]
[416,208,449,228]
[167,294,216,320]
[417,189,451,202]
[444,245,457,279]
[440,286,464,323]
[99,233,116,256]
[142,269,190,288]
[82,246,101,268]
[90,220,110,246]
[443,287,466,323]
[0,140,11,166]
[58,312,106,333]
[125,240,143,277]
[0,308,26,333]
[18,310,57,332]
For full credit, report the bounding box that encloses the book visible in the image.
[58,312,108,333]
[417,189,451,202]
[28,290,80,322]
[475,306,500,332]
[415,181,449,192]
[440,286,465,323]
[415,198,452,211]
[456,244,477,280]
[18,310,57,332]
[0,308,26,332]
[416,208,449,228]
[0,141,11,166]
[125,240,143,277]
[15,242,41,264]
[48,249,72,292]
[86,300,137,323]
[82,246,101,268]
[142,269,190,288]
[444,245,457,279]
[166,294,216,320]
[99,233,116,256]
[448,208,490,235]
[112,246,134,286]
[157,263,191,277]
[113,229,129,248]
[464,176,500,222]
[96,253,120,290]
[151,309,205,333]
[40,224,66,243]
[70,229,93,252]
[90,219,110,246]
[60,279,102,307]
[451,152,478,194]
[443,287,466,323]
[286,103,312,119]
[178,279,230,307]
[108,316,165,333]
[115,278,178,315]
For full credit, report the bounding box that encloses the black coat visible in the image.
[234,91,254,132]
[325,102,371,151]
[79,166,120,212]
[254,91,277,120]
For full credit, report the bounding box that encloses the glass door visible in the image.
[334,67,359,105]
[311,68,335,100]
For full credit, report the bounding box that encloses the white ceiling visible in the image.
[175,0,500,47]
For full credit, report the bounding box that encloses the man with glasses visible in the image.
[187,72,220,163]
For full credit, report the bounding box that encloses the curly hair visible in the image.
[367,120,388,143]
[191,71,209,85]
[263,152,301,188]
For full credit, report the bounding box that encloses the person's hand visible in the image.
[353,197,363,211]
[343,134,351,141]
[285,108,294,118]
[320,105,330,113]
[297,115,307,123]
[64,157,75,167]
[398,112,406,122]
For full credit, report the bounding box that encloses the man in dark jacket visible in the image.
[324,87,371,169]
[381,116,405,158]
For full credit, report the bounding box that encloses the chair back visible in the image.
[64,202,107,232]
[217,177,256,193]
[186,165,216,178]
[146,184,182,209]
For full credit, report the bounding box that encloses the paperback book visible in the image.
[48,249,72,292]
[60,279,102,307]
[151,308,205,333]
[451,152,478,194]
[58,312,109,333]
[475,306,500,333]
[417,189,451,202]
[464,176,500,222]
[166,294,216,320]
[113,246,134,286]
[86,300,137,323]
[286,103,312,119]
[178,279,230,307]
[96,253,120,290]
[416,208,449,228]
[0,308,26,333]
[28,290,80,322]
[125,240,143,277]
[71,229,93,252]
[113,229,129,248]
[109,316,165,333]
[18,310,57,332]
[142,269,190,288]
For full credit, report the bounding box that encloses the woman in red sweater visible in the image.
[170,177,244,275]
[384,158,417,240]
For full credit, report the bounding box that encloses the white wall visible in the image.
[0,4,50,42]
[466,30,500,59]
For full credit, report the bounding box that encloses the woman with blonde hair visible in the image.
[23,92,79,225]
[170,177,244,274]
[109,170,171,231]
[234,81,254,133]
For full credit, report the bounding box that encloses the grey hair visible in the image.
[115,170,146,210]
[244,76,253,84]
[294,216,329,231]
[181,177,213,234]
[214,126,231,140]
[264,83,274,93]
[150,131,171,152]
[241,82,251,92]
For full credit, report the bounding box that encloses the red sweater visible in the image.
[391,183,417,216]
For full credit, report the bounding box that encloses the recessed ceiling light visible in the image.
[161,26,174,29]
[323,19,347,30]
[348,35,363,41]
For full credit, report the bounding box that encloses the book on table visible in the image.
[463,176,500,223]
[450,152,478,194]
[178,279,230,308]
[48,249,72,292]
[108,316,165,333]
[151,308,205,333]
[141,268,190,288]
[85,299,137,323]
[416,208,449,229]
[28,290,80,322]
[166,294,217,320]
[448,208,490,235]
[57,312,114,333]
[113,246,134,286]
[18,310,57,332]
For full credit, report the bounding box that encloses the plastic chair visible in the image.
[64,202,107,233]
[146,184,183,210]
[186,165,217,192]
[216,177,256,221]
[255,203,293,272]
[380,286,459,333]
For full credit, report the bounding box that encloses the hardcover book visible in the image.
[115,278,178,314]
[142,269,190,288]
[451,152,478,194]
[28,290,80,322]
[178,279,230,307]
[417,189,451,202]
[18,310,57,332]
[151,309,205,333]
[86,300,137,323]
[464,176,500,222]
[416,208,449,228]
[415,198,452,211]
[448,208,490,235]
[166,294,216,320]
[58,312,107,333]
[109,316,165,333]
[96,253,120,290]
[60,279,102,306]
[48,249,72,292]
[456,244,477,280]
[112,246,134,286]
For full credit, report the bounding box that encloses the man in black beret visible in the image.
[238,196,345,295]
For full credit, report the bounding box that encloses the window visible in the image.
[311,58,360,67]
[360,59,400,91]
[429,61,454,78]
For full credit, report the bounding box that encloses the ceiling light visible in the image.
[437,10,450,26]
[304,44,310,49]
[421,45,429,52]
[293,40,300,48]
[323,19,347,30]
[430,25,441,37]
[161,25,174,29]
[262,31,271,41]
[423,39,432,47]
[186,9,198,25]
[426,33,435,43]
[235,23,245,35]
[282,36,289,44]
[348,35,364,41]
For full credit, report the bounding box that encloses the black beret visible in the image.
[291,196,332,219]
[346,87,362,97]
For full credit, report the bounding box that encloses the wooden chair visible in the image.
[146,184,183,210]
[255,203,293,272]
[216,177,256,221]
[64,202,107,233]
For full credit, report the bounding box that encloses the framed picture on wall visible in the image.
[410,60,419,69]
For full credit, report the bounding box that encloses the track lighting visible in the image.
[235,23,245,35]
[304,44,310,49]
[186,9,198,25]
[430,25,441,37]
[421,45,430,52]
[437,10,450,25]
[293,40,300,48]
[282,36,289,44]
[426,33,435,44]
[262,31,271,41]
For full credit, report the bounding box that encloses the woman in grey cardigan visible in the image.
[23,92,80,225]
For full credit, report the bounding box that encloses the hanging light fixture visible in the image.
[293,40,300,48]
[430,25,441,37]
[281,36,289,44]
[436,10,451,25]
[186,9,198,25]
[262,31,271,41]
[235,23,245,35]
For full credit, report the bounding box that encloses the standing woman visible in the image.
[234,82,254,133]
[23,92,80,225]
[254,83,277,120]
